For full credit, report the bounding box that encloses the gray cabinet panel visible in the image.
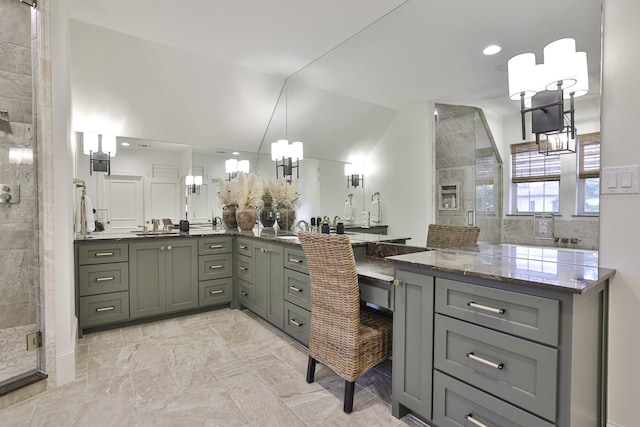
[237,254,253,283]
[434,313,557,420]
[166,239,198,312]
[284,268,310,310]
[199,278,233,307]
[78,262,128,296]
[129,241,166,318]
[236,237,254,258]
[252,242,284,328]
[283,247,307,274]
[77,242,128,265]
[359,282,391,310]
[392,269,434,419]
[199,253,233,281]
[198,236,233,255]
[284,301,310,346]
[79,291,130,327]
[433,371,554,427]
[435,277,559,346]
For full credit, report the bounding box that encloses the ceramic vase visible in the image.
[276,206,296,231]
[222,204,238,229]
[236,206,258,232]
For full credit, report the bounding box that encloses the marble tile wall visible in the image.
[0,0,40,382]
[503,216,599,250]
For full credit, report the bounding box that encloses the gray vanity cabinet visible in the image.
[198,236,234,308]
[129,238,198,318]
[252,242,284,329]
[393,265,610,427]
[283,247,310,345]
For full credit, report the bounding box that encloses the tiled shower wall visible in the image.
[0,0,39,382]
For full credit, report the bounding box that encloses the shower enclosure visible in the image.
[0,0,45,394]
[435,104,503,244]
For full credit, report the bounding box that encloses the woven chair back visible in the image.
[427,224,480,249]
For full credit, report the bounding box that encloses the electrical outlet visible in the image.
[538,219,547,234]
[534,214,554,239]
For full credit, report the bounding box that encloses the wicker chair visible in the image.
[298,231,393,414]
[426,224,480,249]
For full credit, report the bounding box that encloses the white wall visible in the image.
[368,101,434,245]
[51,0,76,387]
[600,0,640,425]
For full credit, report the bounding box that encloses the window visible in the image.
[511,141,561,213]
[577,132,600,214]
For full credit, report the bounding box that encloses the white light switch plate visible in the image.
[601,165,639,194]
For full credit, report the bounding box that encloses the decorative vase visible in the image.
[260,204,276,228]
[222,204,238,229]
[276,206,296,231]
[236,206,258,232]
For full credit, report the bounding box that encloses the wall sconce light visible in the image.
[225,159,250,180]
[186,175,203,195]
[508,38,588,155]
[85,132,116,175]
[271,139,303,181]
[344,163,364,188]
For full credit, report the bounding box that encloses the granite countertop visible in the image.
[387,244,615,295]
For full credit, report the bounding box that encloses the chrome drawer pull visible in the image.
[96,306,115,312]
[209,244,223,249]
[465,414,490,427]
[209,265,223,269]
[240,266,248,271]
[289,319,303,327]
[94,252,114,257]
[468,301,506,315]
[289,257,302,264]
[95,276,115,282]
[209,290,224,295]
[239,245,248,249]
[289,286,302,292]
[240,291,249,297]
[466,352,504,370]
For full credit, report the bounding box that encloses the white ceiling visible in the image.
[68,0,603,157]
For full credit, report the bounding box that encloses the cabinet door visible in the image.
[266,243,284,329]
[392,268,435,419]
[165,239,198,313]
[130,240,166,319]
[252,245,268,318]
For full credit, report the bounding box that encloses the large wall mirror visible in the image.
[259,0,602,249]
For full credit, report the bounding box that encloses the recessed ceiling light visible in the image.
[483,45,502,55]
[121,142,130,147]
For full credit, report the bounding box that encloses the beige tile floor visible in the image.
[0,308,427,426]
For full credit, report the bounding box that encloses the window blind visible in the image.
[511,141,561,183]
[578,132,600,179]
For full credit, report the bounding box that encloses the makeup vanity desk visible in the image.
[387,244,615,427]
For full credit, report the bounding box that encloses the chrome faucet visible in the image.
[296,220,310,232]
[213,216,223,229]
[152,218,160,233]
[333,216,341,226]
[323,215,330,225]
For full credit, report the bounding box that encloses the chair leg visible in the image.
[306,357,317,383]
[344,380,355,414]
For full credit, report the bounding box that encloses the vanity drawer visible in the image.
[237,254,254,283]
[434,314,557,420]
[198,236,233,255]
[433,371,555,427]
[79,291,130,327]
[78,262,129,296]
[284,247,308,274]
[435,278,559,346]
[359,282,391,310]
[284,269,310,310]
[236,237,254,258]
[199,253,233,281]
[77,243,128,265]
[237,280,252,309]
[199,278,233,307]
[284,301,310,346]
